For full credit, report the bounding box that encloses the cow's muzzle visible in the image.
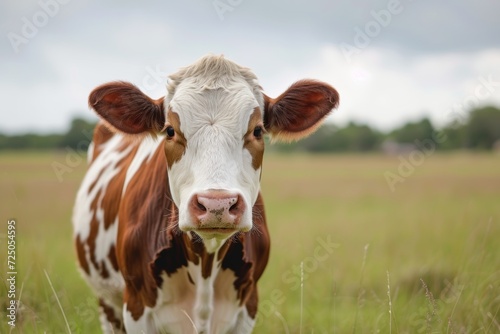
[188,189,246,235]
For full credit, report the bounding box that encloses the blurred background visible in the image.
[1,0,499,332]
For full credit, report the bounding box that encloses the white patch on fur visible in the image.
[73,134,131,240]
[229,307,255,334]
[87,141,94,165]
[94,216,118,269]
[122,136,164,194]
[123,303,155,334]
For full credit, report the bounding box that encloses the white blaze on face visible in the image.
[166,76,264,234]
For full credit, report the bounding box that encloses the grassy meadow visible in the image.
[1,151,499,333]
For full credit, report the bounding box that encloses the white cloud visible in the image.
[297,45,500,130]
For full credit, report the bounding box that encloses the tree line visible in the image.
[0,118,96,151]
[1,106,499,152]
[270,106,500,153]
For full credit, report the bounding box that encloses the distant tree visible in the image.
[389,118,435,144]
[0,134,8,150]
[319,122,382,152]
[465,106,500,149]
[0,116,97,151]
[0,133,62,150]
[59,118,97,150]
[439,122,467,150]
[269,122,383,153]
[300,124,339,152]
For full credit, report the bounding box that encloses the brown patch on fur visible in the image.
[90,122,115,163]
[164,110,187,167]
[117,143,170,320]
[217,238,232,262]
[184,233,200,266]
[100,143,139,230]
[87,189,102,273]
[246,194,270,282]
[263,80,339,141]
[99,299,124,331]
[100,260,110,278]
[244,107,265,170]
[88,167,105,194]
[108,244,119,272]
[202,251,215,279]
[245,285,259,318]
[75,235,90,275]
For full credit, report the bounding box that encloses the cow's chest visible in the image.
[127,261,246,334]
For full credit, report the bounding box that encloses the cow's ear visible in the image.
[263,80,339,142]
[89,81,165,135]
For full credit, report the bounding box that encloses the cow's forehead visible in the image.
[164,55,265,138]
[168,78,262,138]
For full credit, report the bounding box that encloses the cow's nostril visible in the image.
[196,201,207,212]
[229,202,239,213]
[228,195,244,215]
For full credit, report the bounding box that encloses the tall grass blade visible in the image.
[387,271,392,334]
[300,261,304,334]
[44,269,71,334]
[274,310,290,334]
[352,244,369,334]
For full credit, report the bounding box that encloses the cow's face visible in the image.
[89,55,339,248]
[165,76,264,239]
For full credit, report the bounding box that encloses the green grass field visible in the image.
[1,151,499,333]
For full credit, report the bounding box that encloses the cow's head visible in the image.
[89,55,339,250]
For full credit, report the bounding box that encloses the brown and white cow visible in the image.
[73,55,339,333]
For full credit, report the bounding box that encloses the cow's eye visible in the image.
[253,126,263,139]
[165,126,175,138]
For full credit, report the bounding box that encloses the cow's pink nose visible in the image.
[189,190,245,228]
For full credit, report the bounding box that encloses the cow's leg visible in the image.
[98,299,125,334]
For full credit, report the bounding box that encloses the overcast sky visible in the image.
[1,0,499,134]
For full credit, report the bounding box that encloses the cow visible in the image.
[73,54,339,333]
